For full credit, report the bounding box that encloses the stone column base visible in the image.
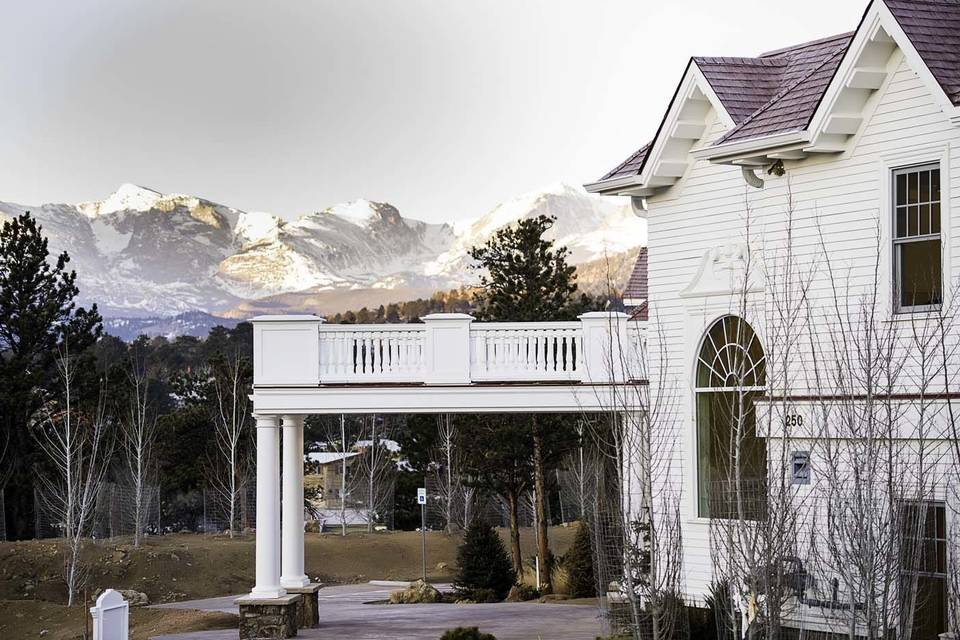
[235,593,301,639]
[285,583,322,629]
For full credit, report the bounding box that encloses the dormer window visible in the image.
[894,165,942,312]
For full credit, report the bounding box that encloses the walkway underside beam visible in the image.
[252,382,647,415]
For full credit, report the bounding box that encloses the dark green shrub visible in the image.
[440,627,496,640]
[562,521,596,597]
[509,583,540,601]
[454,519,514,601]
[471,588,500,603]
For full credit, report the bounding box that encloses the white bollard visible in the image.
[89,589,129,640]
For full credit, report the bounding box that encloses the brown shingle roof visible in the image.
[694,57,789,124]
[601,142,652,181]
[717,33,853,144]
[597,33,854,181]
[623,248,648,321]
[594,0,960,186]
[885,0,960,105]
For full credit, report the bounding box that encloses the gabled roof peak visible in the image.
[588,0,960,196]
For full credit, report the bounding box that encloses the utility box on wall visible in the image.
[791,450,811,485]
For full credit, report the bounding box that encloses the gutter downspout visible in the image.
[741,166,764,189]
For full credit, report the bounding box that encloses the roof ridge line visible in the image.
[716,40,850,145]
[694,55,790,66]
[759,30,856,58]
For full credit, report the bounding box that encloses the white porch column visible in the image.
[281,414,309,588]
[251,414,286,599]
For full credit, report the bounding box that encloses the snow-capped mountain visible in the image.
[0,183,645,321]
[425,183,645,277]
[218,200,455,299]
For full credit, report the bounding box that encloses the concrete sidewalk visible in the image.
[150,583,605,640]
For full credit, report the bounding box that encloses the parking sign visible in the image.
[417,487,427,505]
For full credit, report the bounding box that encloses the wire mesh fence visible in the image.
[91,482,162,540]
[556,464,597,524]
[200,485,256,535]
[422,476,557,532]
[30,481,261,541]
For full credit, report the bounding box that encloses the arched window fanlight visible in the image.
[696,315,766,390]
[695,315,767,520]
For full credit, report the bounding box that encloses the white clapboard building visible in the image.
[587,0,959,638]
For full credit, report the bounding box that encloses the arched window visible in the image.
[695,315,767,519]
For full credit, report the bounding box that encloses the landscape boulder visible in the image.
[389,579,441,604]
[116,589,150,607]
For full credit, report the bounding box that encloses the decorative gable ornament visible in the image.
[679,243,763,299]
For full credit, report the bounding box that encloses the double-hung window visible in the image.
[893,164,942,312]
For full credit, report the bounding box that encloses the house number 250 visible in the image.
[784,414,804,427]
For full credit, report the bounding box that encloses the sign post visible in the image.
[417,487,427,582]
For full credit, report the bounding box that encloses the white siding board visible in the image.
[640,53,960,601]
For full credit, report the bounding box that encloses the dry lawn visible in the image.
[0,600,237,640]
[0,526,580,637]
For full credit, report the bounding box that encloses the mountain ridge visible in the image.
[0,183,646,322]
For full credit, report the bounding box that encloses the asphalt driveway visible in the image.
[150,583,605,640]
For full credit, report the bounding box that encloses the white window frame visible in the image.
[891,162,944,314]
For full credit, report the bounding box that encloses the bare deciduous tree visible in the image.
[354,415,397,532]
[585,303,685,640]
[204,349,252,538]
[558,419,600,524]
[118,340,158,547]
[430,414,461,533]
[319,414,361,536]
[800,218,954,640]
[33,339,113,606]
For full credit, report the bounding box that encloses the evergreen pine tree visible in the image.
[468,213,590,593]
[456,414,533,579]
[0,212,101,539]
[454,519,515,601]
[562,520,596,598]
[469,214,591,322]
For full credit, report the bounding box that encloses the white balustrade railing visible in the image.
[318,324,427,382]
[252,312,643,387]
[470,323,583,381]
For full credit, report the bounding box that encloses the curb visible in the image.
[368,580,412,588]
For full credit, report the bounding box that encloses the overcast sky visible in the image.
[0,0,867,223]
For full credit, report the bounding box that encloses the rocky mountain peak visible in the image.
[78,183,164,217]
[320,199,404,228]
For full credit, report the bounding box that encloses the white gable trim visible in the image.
[808,1,960,146]
[638,64,734,191]
[690,64,737,132]
[876,1,960,124]
[585,62,733,196]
